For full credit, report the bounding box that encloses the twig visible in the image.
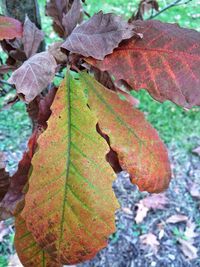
[148,0,193,19]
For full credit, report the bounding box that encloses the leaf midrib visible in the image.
[59,74,72,251]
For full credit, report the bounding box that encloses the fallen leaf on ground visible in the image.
[122,207,133,215]
[140,233,159,254]
[135,193,168,223]
[142,193,168,210]
[178,238,198,260]
[185,221,198,241]
[135,202,149,224]
[188,183,200,199]
[166,214,188,224]
[192,146,200,156]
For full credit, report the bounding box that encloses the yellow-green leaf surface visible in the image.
[22,73,119,265]
[80,72,171,193]
[15,215,61,267]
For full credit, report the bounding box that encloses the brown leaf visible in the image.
[87,20,200,108]
[8,52,57,103]
[185,221,198,240]
[62,0,82,37]
[45,0,68,37]
[188,182,200,200]
[0,153,10,201]
[48,41,68,64]
[178,238,198,260]
[192,146,200,156]
[166,214,188,224]
[135,193,168,223]
[140,233,159,253]
[22,16,45,58]
[61,11,138,60]
[142,193,168,210]
[135,202,149,224]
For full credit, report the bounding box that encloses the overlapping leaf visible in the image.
[87,20,200,108]
[80,72,171,193]
[62,0,82,37]
[15,215,61,267]
[22,74,119,264]
[8,52,57,103]
[22,16,45,58]
[61,11,138,60]
[46,0,82,38]
[0,16,22,40]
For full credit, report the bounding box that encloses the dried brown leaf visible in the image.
[142,193,168,210]
[185,221,198,241]
[8,52,57,103]
[48,41,68,64]
[140,233,159,254]
[62,0,82,37]
[166,214,188,224]
[22,16,45,58]
[45,0,68,37]
[135,202,149,224]
[192,146,200,156]
[188,182,200,200]
[178,238,198,260]
[62,11,138,60]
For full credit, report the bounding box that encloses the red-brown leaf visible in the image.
[80,72,171,193]
[0,16,22,40]
[87,20,200,108]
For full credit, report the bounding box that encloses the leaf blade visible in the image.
[0,16,22,40]
[87,20,200,108]
[15,215,61,267]
[61,11,137,60]
[22,74,119,264]
[80,72,171,193]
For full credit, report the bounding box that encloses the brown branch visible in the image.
[148,0,193,19]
